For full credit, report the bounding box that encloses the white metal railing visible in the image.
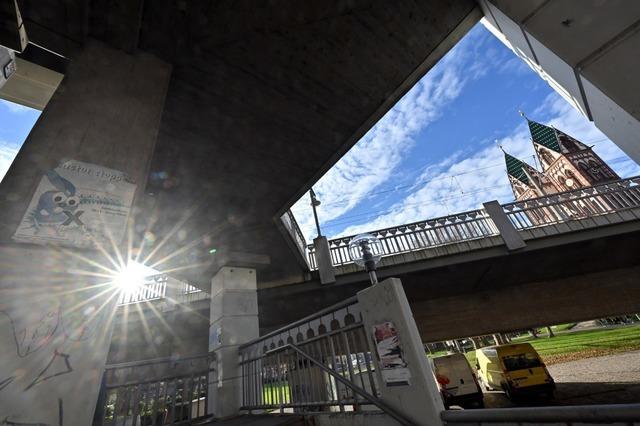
[116,275,207,306]
[502,176,640,230]
[96,352,216,425]
[281,209,311,268]
[308,208,497,268]
[305,176,640,270]
[238,297,386,414]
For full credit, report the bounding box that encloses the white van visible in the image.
[432,353,484,409]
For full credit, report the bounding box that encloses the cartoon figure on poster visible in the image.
[373,321,411,386]
[30,170,82,228]
[13,160,136,248]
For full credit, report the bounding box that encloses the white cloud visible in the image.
[337,93,640,237]
[291,26,495,241]
[0,141,19,182]
[0,99,33,114]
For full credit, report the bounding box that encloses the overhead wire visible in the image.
[291,137,614,214]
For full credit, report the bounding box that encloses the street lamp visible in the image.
[309,188,322,237]
[348,233,383,285]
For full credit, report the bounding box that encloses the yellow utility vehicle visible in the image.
[475,343,555,400]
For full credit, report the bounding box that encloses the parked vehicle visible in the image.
[431,353,484,409]
[475,343,555,400]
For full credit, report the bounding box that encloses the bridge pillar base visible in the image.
[208,266,259,418]
[357,278,444,426]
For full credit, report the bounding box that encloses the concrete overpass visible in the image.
[260,176,640,341]
[1,1,640,424]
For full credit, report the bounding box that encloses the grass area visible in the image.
[262,383,291,404]
[427,350,449,359]
[463,325,640,366]
[551,323,577,332]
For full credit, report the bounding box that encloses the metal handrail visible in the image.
[273,343,415,426]
[308,207,494,268]
[238,296,358,350]
[104,352,215,371]
[441,403,640,423]
[502,175,640,230]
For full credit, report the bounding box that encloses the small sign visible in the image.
[372,321,411,386]
[3,58,16,79]
[13,160,136,248]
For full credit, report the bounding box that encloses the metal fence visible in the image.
[238,297,383,414]
[281,209,310,268]
[503,176,640,230]
[117,275,206,306]
[304,176,640,270]
[307,208,497,268]
[441,403,640,425]
[94,353,215,426]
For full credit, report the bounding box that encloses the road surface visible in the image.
[481,350,640,408]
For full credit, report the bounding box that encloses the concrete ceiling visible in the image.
[16,0,480,288]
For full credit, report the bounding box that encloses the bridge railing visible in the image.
[117,274,207,306]
[305,176,640,270]
[307,208,497,268]
[502,176,640,231]
[95,352,216,425]
[280,209,311,268]
[238,297,383,414]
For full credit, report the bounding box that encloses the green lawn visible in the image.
[262,383,291,404]
[551,323,577,332]
[464,325,640,366]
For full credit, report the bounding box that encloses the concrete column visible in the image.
[0,41,171,424]
[357,278,444,426]
[483,200,526,250]
[313,236,336,285]
[208,267,259,418]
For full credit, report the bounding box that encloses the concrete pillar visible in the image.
[357,278,444,426]
[0,40,171,424]
[208,267,259,418]
[483,200,526,250]
[313,236,336,285]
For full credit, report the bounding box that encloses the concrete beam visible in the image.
[480,0,640,163]
[0,57,63,109]
[413,265,640,342]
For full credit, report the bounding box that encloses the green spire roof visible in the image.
[504,152,531,184]
[528,119,561,152]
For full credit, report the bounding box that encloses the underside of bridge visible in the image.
[3,0,480,289]
[258,223,640,341]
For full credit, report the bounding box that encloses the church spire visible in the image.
[504,151,532,185]
[526,118,562,152]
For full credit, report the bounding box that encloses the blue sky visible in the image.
[0,22,638,244]
[0,99,39,180]
[290,22,640,241]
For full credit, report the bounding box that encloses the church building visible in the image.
[504,116,619,202]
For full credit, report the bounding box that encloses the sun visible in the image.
[112,261,156,294]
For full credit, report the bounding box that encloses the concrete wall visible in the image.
[313,412,399,426]
[479,0,640,162]
[0,41,171,424]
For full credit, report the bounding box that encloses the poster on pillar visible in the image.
[373,321,411,386]
[13,160,136,249]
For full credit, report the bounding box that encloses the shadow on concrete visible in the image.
[479,382,640,409]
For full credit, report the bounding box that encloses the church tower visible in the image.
[504,116,620,201]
